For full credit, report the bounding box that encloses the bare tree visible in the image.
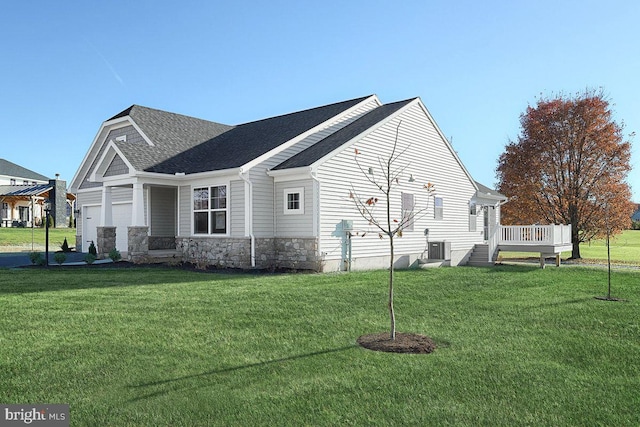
[350,122,434,339]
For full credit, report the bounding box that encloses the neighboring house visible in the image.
[70,95,569,271]
[0,159,71,228]
[632,204,640,222]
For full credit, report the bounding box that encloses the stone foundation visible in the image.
[177,237,251,269]
[149,236,176,250]
[177,236,322,271]
[268,237,321,271]
[75,234,83,253]
[96,226,116,258]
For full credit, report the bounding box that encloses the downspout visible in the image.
[239,170,256,267]
[311,170,322,269]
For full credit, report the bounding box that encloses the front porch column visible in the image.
[132,183,145,226]
[100,186,113,226]
[128,226,149,262]
[97,226,116,258]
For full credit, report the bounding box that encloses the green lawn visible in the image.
[1,266,638,426]
[0,227,76,250]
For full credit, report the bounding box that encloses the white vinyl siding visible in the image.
[230,179,245,236]
[316,101,482,266]
[150,187,176,236]
[275,180,314,237]
[250,97,379,237]
[178,185,191,236]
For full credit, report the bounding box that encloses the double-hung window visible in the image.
[193,185,227,234]
[434,197,444,220]
[401,192,415,231]
[469,202,477,231]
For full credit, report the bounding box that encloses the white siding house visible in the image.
[70,95,522,271]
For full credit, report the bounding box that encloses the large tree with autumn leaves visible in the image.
[497,90,635,259]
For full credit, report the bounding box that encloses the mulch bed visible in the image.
[357,332,436,354]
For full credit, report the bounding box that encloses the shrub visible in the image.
[53,252,66,265]
[61,238,70,252]
[108,248,122,262]
[29,252,44,265]
[88,241,97,256]
[85,253,97,264]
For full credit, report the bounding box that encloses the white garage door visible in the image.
[83,203,132,253]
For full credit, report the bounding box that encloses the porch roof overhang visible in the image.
[266,166,314,182]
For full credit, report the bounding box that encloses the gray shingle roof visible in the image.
[141,96,372,174]
[272,99,415,170]
[110,106,234,172]
[0,159,49,181]
[474,181,506,199]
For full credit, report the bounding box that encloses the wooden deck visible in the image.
[489,224,573,267]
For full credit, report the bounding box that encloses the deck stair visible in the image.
[467,244,496,267]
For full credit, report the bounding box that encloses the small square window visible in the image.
[284,187,304,215]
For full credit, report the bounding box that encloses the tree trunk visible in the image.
[572,239,581,259]
[388,235,395,340]
[569,203,581,259]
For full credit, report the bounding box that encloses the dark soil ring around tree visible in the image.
[357,332,436,354]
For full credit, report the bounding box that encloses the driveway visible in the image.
[0,251,89,268]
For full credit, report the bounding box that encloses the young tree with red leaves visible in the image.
[497,90,634,259]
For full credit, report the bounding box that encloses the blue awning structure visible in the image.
[0,184,53,197]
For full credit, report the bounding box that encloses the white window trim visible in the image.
[192,183,229,235]
[284,187,304,215]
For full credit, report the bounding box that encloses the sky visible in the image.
[1,1,639,200]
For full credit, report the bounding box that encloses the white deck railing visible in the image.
[487,224,572,262]
[499,224,572,245]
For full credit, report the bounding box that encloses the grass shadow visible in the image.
[0,264,264,294]
[127,345,357,402]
